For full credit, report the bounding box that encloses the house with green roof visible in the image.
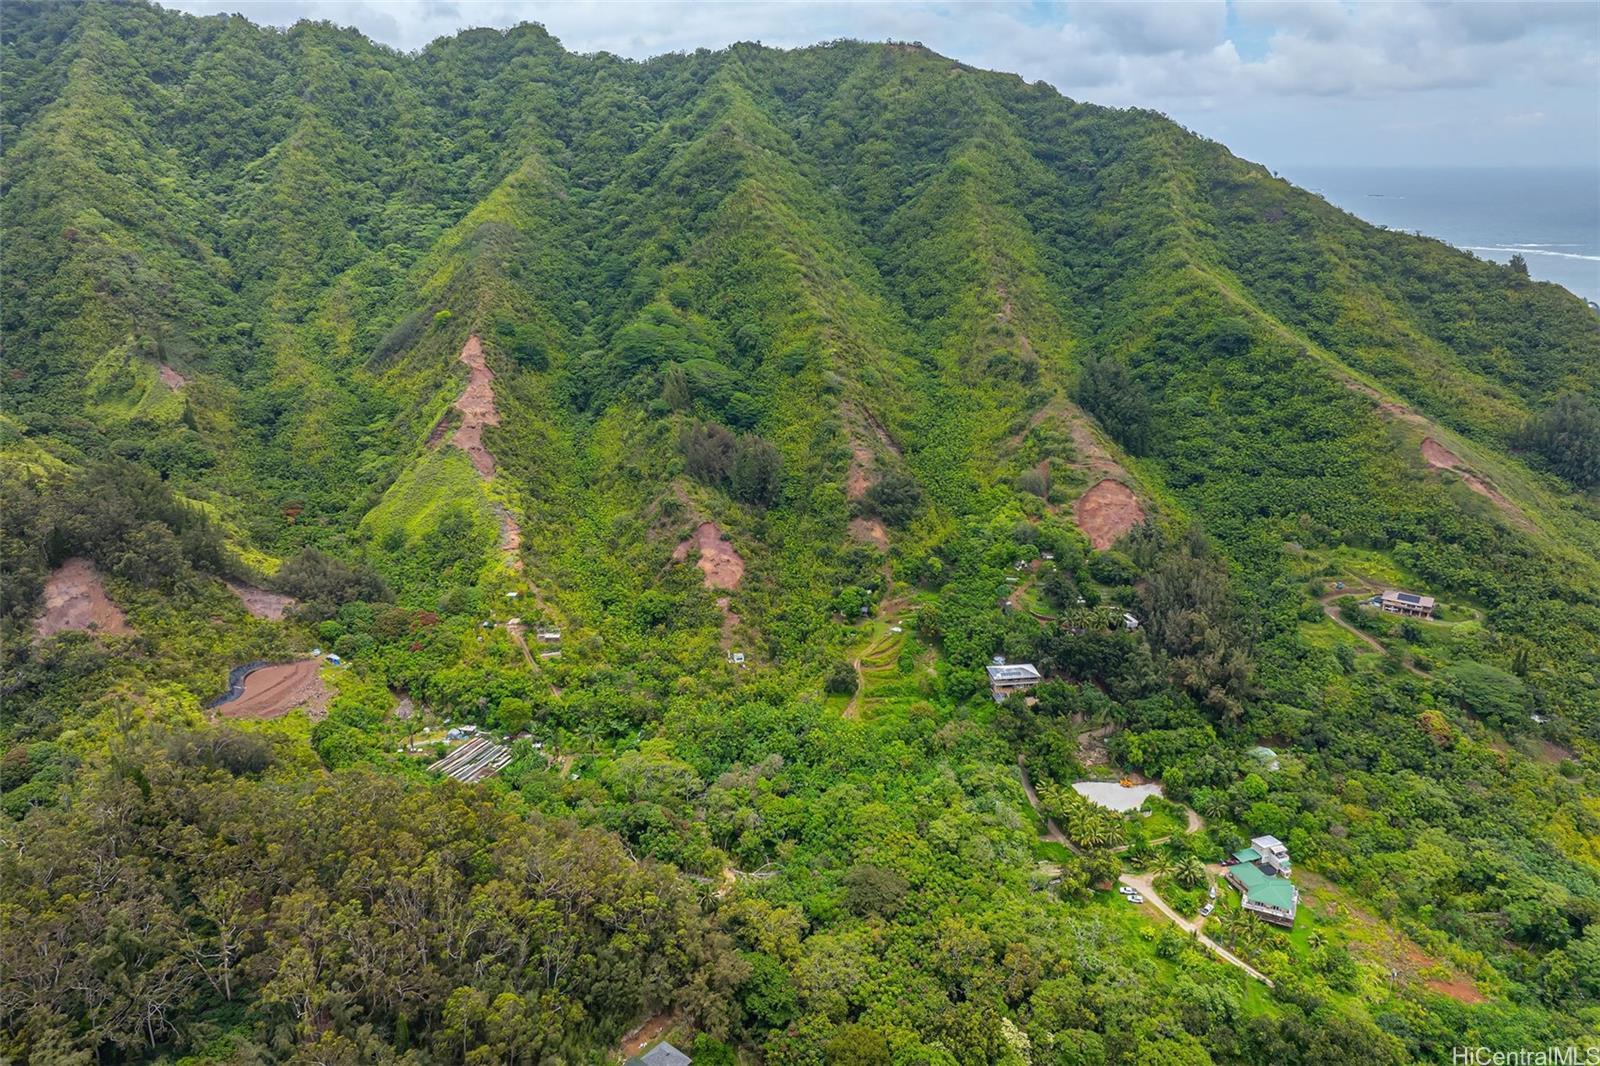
[1224,839,1299,927]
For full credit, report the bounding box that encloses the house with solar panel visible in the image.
[1223,835,1299,927]
[1380,589,1434,618]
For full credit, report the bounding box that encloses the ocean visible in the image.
[1282,165,1600,306]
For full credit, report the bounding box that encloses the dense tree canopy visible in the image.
[3,4,1599,1064]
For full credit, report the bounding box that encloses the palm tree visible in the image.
[1175,855,1207,889]
[1213,904,1241,944]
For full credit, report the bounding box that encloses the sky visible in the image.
[160,0,1600,170]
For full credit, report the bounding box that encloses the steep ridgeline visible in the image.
[4,5,1600,1065]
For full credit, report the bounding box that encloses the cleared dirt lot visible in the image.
[215,661,330,720]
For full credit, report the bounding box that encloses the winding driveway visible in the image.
[1319,592,1386,653]
[1015,755,1271,988]
[1119,871,1273,986]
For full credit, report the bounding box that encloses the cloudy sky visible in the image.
[161,1,1599,170]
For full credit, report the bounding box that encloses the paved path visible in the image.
[1119,871,1274,987]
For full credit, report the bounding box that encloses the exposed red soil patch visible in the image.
[1536,739,1576,764]
[1420,437,1529,529]
[1073,479,1143,550]
[1426,976,1487,1004]
[425,413,452,448]
[492,503,523,570]
[618,1012,678,1059]
[1421,437,1464,470]
[716,595,742,652]
[157,364,187,390]
[451,335,499,477]
[847,440,874,500]
[216,660,330,721]
[843,403,898,500]
[225,580,296,621]
[34,558,131,641]
[1343,378,1428,426]
[673,521,744,590]
[849,516,888,548]
[1068,418,1127,482]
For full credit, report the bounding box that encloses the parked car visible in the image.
[1118,885,1136,895]
[1208,885,1217,899]
[1200,902,1214,917]
[1128,894,1144,904]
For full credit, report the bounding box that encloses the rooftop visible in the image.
[1381,589,1435,608]
[986,663,1042,683]
[1243,875,1297,913]
[627,1043,691,1066]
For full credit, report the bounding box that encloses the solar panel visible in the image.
[1397,593,1421,604]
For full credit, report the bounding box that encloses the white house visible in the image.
[1251,834,1292,877]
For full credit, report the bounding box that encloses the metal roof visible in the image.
[635,1043,691,1066]
[986,663,1041,682]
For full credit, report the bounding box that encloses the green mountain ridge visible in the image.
[3,4,1600,1064]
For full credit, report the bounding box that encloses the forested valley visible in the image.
[3,4,1600,1064]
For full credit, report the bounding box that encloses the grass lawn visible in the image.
[1134,799,1188,839]
[1034,840,1075,863]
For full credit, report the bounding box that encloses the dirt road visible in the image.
[1319,592,1385,653]
[1017,756,1266,984]
[1119,871,1273,986]
[1016,754,1078,851]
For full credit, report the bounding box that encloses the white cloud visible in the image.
[154,0,1599,166]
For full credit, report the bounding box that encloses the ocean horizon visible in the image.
[1282,164,1600,306]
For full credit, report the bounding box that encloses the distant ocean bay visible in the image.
[1283,165,1600,306]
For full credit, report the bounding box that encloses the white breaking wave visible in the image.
[1465,245,1600,262]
